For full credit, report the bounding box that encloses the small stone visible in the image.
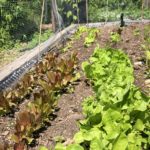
[145,79,150,85]
[69,110,73,113]
[2,131,9,136]
[145,79,150,87]
[134,61,143,70]
[70,114,83,121]
[64,138,74,146]
[134,61,143,66]
[125,39,130,42]
[58,117,63,121]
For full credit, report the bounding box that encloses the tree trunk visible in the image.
[51,5,56,32]
[51,0,63,32]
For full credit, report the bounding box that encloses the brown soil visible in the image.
[0,23,150,150]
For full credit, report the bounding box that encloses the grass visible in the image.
[15,29,53,51]
[0,29,53,68]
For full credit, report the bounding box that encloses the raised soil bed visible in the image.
[0,22,150,149]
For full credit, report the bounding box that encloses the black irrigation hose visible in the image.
[0,59,37,91]
[0,20,150,91]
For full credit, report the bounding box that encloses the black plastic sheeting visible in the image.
[0,20,150,91]
[0,60,36,91]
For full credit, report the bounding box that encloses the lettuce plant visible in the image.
[11,52,78,149]
[56,47,150,150]
[84,28,100,47]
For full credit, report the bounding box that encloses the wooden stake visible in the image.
[141,0,144,20]
[106,0,109,23]
[76,0,79,24]
[86,0,88,24]
[51,6,56,32]
[38,0,45,61]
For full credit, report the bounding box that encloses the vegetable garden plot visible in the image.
[0,23,150,150]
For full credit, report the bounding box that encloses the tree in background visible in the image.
[51,0,63,31]
[143,0,150,8]
[0,0,51,49]
[0,0,149,50]
[0,0,28,48]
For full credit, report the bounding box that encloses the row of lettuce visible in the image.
[0,51,78,149]
[55,46,150,150]
[0,26,97,150]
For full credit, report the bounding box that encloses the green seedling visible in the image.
[84,28,100,47]
[62,42,72,52]
[110,32,121,43]
[73,26,88,40]
[133,28,140,36]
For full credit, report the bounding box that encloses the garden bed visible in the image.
[0,22,150,150]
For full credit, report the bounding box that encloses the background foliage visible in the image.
[0,0,150,50]
[0,0,50,50]
[88,0,150,22]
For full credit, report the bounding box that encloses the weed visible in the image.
[133,28,140,36]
